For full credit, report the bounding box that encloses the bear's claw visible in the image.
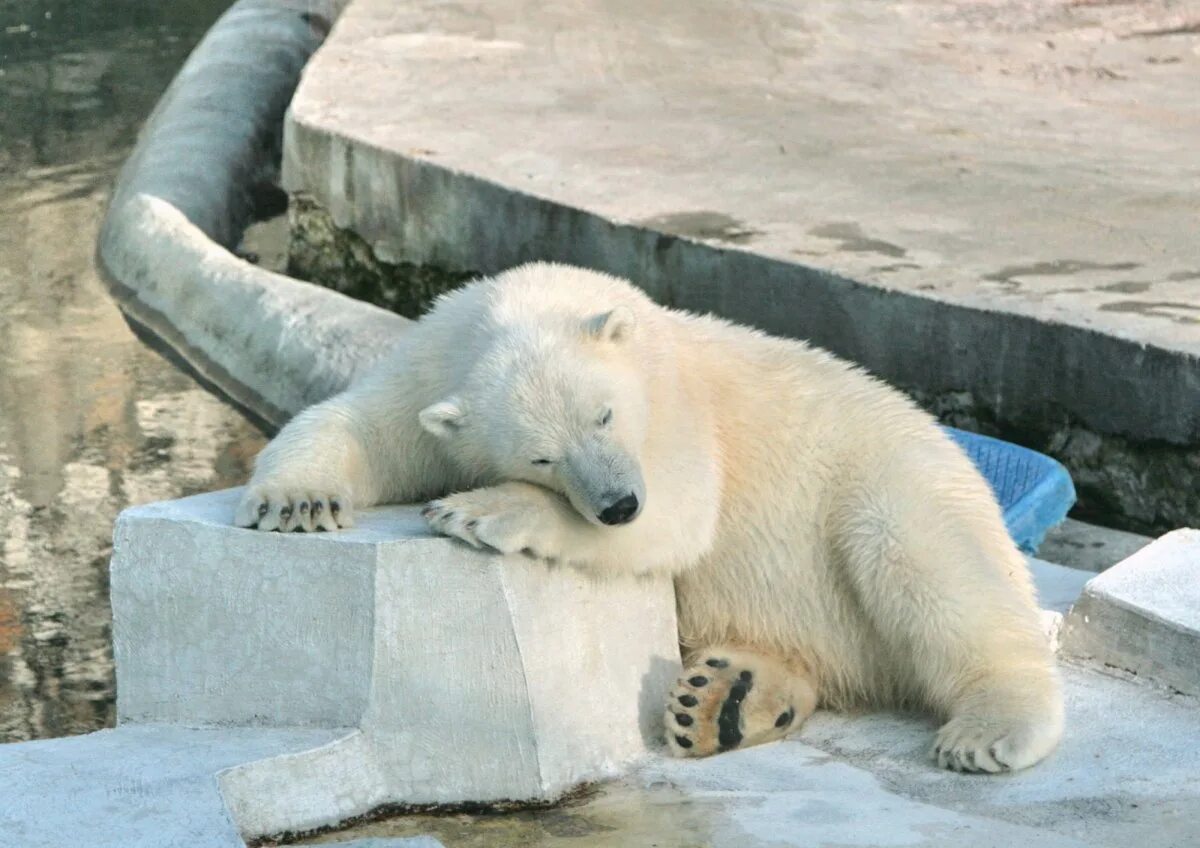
[234,486,353,532]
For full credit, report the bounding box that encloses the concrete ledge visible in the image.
[1062,529,1200,695]
[113,489,680,837]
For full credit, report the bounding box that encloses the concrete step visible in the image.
[1062,529,1200,696]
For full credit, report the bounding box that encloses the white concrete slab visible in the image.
[1062,529,1200,695]
[112,488,680,838]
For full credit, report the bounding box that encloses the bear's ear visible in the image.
[584,306,636,343]
[419,397,466,439]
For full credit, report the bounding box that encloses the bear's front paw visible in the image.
[234,485,354,532]
[422,486,555,558]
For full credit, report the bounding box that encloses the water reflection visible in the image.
[0,0,263,741]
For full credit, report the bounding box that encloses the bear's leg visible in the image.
[236,359,442,532]
[664,646,817,757]
[837,504,1063,773]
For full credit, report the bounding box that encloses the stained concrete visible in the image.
[1063,529,1200,696]
[283,0,1200,531]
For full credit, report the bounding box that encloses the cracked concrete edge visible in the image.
[96,0,408,434]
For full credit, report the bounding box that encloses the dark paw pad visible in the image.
[717,675,753,751]
[705,657,729,668]
[674,734,693,749]
[678,694,699,708]
[775,707,795,728]
[688,676,708,687]
[674,712,693,727]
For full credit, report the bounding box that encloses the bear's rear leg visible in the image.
[665,646,817,757]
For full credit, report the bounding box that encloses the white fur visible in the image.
[236,262,1063,772]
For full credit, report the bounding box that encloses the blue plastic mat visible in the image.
[944,428,1076,555]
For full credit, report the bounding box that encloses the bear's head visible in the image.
[419,307,648,526]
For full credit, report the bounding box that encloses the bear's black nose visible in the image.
[599,494,640,526]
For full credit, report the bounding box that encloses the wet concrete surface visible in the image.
[282,781,721,848]
[0,0,264,741]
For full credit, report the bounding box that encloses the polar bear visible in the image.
[235,262,1063,772]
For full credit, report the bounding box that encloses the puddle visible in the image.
[638,211,762,245]
[809,222,906,259]
[282,780,723,848]
[0,0,264,742]
[982,259,1140,285]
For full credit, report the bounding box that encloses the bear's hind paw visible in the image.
[665,647,815,758]
[932,709,1062,773]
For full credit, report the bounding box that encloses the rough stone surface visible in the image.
[283,0,1200,531]
[114,488,681,836]
[1062,529,1200,695]
[287,194,476,319]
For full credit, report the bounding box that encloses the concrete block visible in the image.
[1062,529,1200,694]
[111,488,681,837]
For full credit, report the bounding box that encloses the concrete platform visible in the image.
[0,488,1193,846]
[282,0,1200,531]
